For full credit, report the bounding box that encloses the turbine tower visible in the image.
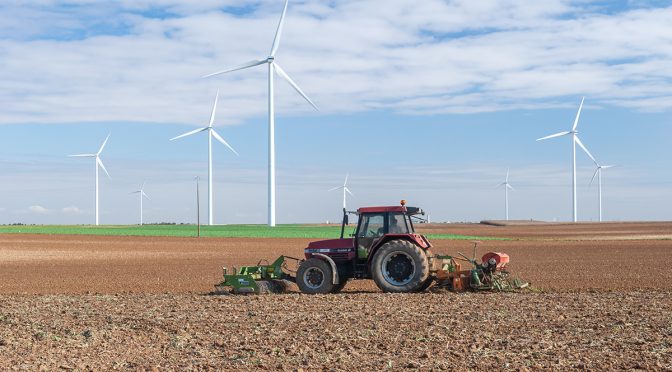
[170,90,238,226]
[329,174,354,210]
[68,133,111,226]
[131,182,150,225]
[590,162,615,222]
[497,168,514,220]
[204,0,318,226]
[537,97,596,222]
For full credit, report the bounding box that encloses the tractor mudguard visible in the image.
[309,253,340,285]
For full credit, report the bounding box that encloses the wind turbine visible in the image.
[170,90,239,226]
[536,97,596,222]
[497,168,514,221]
[590,162,615,222]
[204,0,318,227]
[131,182,150,225]
[68,133,111,226]
[329,174,354,211]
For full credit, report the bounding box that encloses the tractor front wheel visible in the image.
[296,258,335,294]
[372,240,429,293]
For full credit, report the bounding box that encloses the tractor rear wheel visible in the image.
[371,239,429,293]
[296,258,335,294]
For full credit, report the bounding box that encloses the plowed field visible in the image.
[0,222,670,369]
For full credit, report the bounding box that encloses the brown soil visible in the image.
[417,221,672,240]
[0,230,671,294]
[0,224,670,370]
[0,292,669,370]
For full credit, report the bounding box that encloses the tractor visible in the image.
[215,201,527,294]
[296,202,433,294]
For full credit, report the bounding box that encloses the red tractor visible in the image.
[296,202,435,294]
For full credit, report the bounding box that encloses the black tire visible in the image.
[371,240,429,293]
[296,258,335,294]
[331,279,349,293]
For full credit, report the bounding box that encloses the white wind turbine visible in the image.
[204,0,318,227]
[537,97,596,222]
[131,182,150,226]
[170,90,239,226]
[329,174,354,210]
[497,168,514,220]
[68,133,111,226]
[590,162,615,222]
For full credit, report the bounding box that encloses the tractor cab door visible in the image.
[355,213,385,259]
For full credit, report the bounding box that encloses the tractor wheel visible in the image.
[371,240,429,293]
[331,279,349,294]
[296,258,335,294]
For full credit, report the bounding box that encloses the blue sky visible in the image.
[0,0,670,224]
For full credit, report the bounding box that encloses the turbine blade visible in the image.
[68,154,96,157]
[496,182,506,188]
[270,0,289,57]
[344,173,349,187]
[202,59,267,78]
[211,129,239,156]
[345,187,354,197]
[142,191,151,200]
[97,157,111,179]
[328,186,343,192]
[572,97,585,131]
[602,165,616,169]
[506,168,510,182]
[170,127,208,141]
[141,181,146,191]
[209,89,219,127]
[575,136,596,163]
[589,168,599,186]
[273,63,319,111]
[130,190,141,194]
[536,131,571,141]
[98,133,111,155]
[507,184,514,190]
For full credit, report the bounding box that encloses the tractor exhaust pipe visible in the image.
[340,207,349,239]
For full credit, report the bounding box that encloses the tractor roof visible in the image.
[357,206,423,215]
[358,206,405,214]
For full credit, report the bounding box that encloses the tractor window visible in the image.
[358,213,385,237]
[388,213,409,234]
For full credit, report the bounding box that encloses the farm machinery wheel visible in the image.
[296,258,335,294]
[254,280,288,294]
[372,239,429,293]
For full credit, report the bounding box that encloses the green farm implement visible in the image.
[214,256,300,294]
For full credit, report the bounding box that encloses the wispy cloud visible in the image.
[27,205,49,214]
[0,1,671,126]
[61,205,84,215]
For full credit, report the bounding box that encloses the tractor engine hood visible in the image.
[307,238,354,250]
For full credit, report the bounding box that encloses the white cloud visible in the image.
[0,1,670,126]
[61,205,84,214]
[28,205,50,214]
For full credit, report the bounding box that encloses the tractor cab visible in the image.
[355,205,421,259]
